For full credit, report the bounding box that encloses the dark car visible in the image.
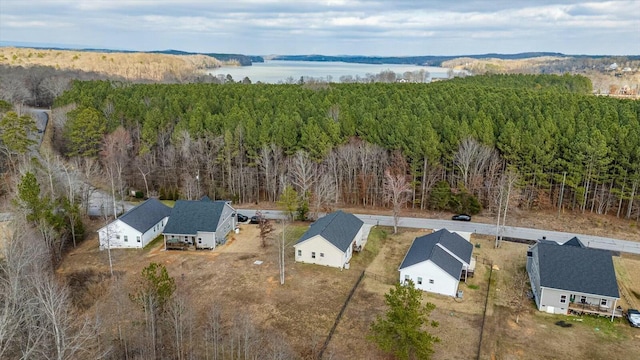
[236,213,248,222]
[250,215,260,224]
[628,309,640,328]
[452,214,472,221]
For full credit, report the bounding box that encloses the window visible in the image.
[560,295,567,303]
[429,279,434,284]
[404,275,410,283]
[580,296,587,304]
[601,299,608,306]
[124,235,128,242]
[198,238,202,244]
[312,252,316,259]
[417,277,423,285]
[320,253,324,257]
[116,235,120,240]
[297,250,301,256]
[136,236,141,243]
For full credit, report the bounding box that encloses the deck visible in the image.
[568,302,623,318]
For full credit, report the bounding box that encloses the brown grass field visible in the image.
[55,214,640,359]
[0,47,223,81]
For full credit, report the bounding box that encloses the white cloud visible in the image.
[0,0,637,55]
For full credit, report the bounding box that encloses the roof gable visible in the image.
[163,200,227,235]
[295,211,363,252]
[534,242,619,298]
[399,229,472,270]
[563,237,585,248]
[117,198,171,233]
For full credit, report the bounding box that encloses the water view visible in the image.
[207,60,454,83]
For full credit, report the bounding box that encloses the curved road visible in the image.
[240,209,640,255]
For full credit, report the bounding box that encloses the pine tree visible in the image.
[369,280,440,360]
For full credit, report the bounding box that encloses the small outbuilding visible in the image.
[294,210,364,269]
[398,229,473,297]
[98,198,171,250]
[162,199,236,250]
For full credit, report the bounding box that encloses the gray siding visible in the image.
[215,203,235,244]
[526,246,542,309]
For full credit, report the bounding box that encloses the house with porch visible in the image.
[98,198,171,250]
[526,238,621,319]
[294,210,364,269]
[162,199,236,250]
[398,229,474,297]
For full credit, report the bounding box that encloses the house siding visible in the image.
[294,235,353,269]
[399,261,459,297]
[196,231,216,249]
[539,287,618,315]
[99,216,168,250]
[526,246,542,309]
[215,203,236,244]
[99,220,141,249]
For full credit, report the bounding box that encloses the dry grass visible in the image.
[57,215,640,359]
[0,47,224,81]
[58,220,363,356]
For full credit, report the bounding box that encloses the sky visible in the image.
[1,0,639,56]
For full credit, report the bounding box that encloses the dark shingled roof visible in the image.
[399,229,473,279]
[535,242,619,298]
[295,211,363,252]
[563,237,585,248]
[118,198,171,233]
[163,200,226,235]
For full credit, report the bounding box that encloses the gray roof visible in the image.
[563,237,585,248]
[399,229,473,279]
[295,211,363,252]
[117,198,171,233]
[163,200,227,235]
[534,242,619,298]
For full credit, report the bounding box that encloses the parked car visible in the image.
[452,214,472,221]
[250,215,260,224]
[628,309,640,327]
[236,213,248,222]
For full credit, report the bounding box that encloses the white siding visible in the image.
[99,220,142,250]
[399,261,459,297]
[294,235,353,269]
[140,216,169,248]
[98,216,168,250]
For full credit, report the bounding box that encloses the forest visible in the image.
[1,70,640,359]
[49,73,640,221]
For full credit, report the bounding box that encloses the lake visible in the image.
[207,60,454,83]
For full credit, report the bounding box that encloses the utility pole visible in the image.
[279,220,285,285]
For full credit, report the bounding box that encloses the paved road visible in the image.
[239,209,640,255]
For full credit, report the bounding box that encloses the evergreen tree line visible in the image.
[52,74,640,218]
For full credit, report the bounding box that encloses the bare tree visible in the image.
[256,210,275,248]
[289,150,316,200]
[310,169,337,220]
[454,137,493,193]
[383,168,411,234]
[101,126,132,216]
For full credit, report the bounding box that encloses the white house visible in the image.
[294,210,364,269]
[398,229,473,297]
[98,198,171,250]
[162,199,236,250]
[527,237,621,319]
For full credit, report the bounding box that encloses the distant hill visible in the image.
[149,50,264,66]
[270,53,640,66]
